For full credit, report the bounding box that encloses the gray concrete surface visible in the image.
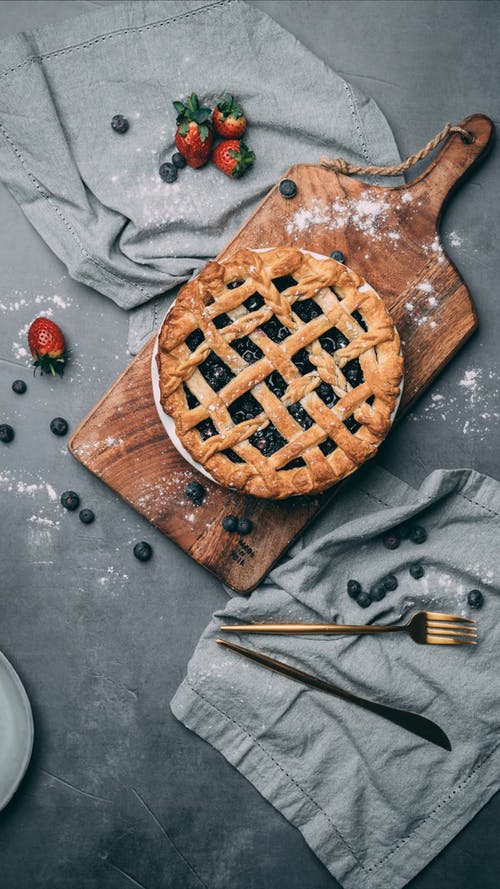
[0,2,498,888]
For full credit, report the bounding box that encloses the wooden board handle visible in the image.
[406,113,494,215]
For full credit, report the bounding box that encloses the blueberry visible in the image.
[222,515,238,532]
[330,250,345,263]
[245,294,263,312]
[133,541,153,562]
[370,582,386,601]
[409,563,424,579]
[382,574,398,591]
[172,152,187,169]
[0,424,14,443]
[185,481,205,504]
[12,379,27,394]
[357,591,372,608]
[237,518,253,535]
[467,589,483,609]
[159,162,178,183]
[50,417,69,436]
[111,114,129,134]
[60,490,80,511]
[79,509,95,524]
[383,533,400,550]
[409,525,427,544]
[278,178,297,198]
[347,579,362,600]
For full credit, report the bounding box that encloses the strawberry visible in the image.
[28,317,67,376]
[212,140,255,178]
[173,93,213,168]
[213,93,247,139]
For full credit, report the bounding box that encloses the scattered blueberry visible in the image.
[347,579,362,600]
[409,563,424,579]
[237,518,253,535]
[409,525,427,544]
[185,481,205,504]
[383,533,400,550]
[0,424,14,443]
[50,417,69,436]
[133,541,153,562]
[357,591,372,608]
[111,114,129,134]
[370,582,386,602]
[222,515,238,532]
[79,509,95,525]
[60,490,80,511]
[12,379,27,394]
[172,152,187,169]
[278,178,297,198]
[159,162,178,183]
[330,250,345,263]
[382,574,398,591]
[467,589,483,609]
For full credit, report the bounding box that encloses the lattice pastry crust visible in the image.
[156,247,403,499]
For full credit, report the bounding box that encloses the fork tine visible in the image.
[425,611,476,624]
[427,626,477,639]
[427,621,478,634]
[426,634,476,645]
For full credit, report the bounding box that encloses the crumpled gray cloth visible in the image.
[171,466,500,889]
[0,0,401,353]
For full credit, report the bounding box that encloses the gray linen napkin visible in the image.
[0,0,402,353]
[171,465,500,889]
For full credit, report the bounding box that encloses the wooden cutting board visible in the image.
[69,114,493,593]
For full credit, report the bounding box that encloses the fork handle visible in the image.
[220,623,405,635]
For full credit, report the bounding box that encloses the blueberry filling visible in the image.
[197,418,217,440]
[185,328,205,351]
[319,327,349,354]
[249,423,287,456]
[319,437,337,456]
[351,309,368,331]
[293,298,323,323]
[260,315,290,343]
[344,415,361,433]
[183,383,200,409]
[343,358,364,388]
[231,336,264,363]
[265,370,287,398]
[227,279,245,290]
[223,448,245,464]
[366,394,375,406]
[228,393,263,424]
[288,402,314,429]
[244,292,265,312]
[272,274,298,293]
[316,382,339,407]
[291,348,314,375]
[213,313,232,330]
[282,457,306,470]
[199,352,235,391]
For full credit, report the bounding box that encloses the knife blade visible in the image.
[216,638,451,751]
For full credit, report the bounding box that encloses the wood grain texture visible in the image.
[69,114,494,593]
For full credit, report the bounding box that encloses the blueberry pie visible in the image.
[156,247,403,498]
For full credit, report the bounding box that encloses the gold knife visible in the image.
[216,638,451,751]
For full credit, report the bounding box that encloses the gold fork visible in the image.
[220,611,477,646]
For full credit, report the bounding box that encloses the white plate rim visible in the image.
[0,649,34,810]
[152,248,404,487]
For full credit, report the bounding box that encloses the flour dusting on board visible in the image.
[285,192,405,245]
